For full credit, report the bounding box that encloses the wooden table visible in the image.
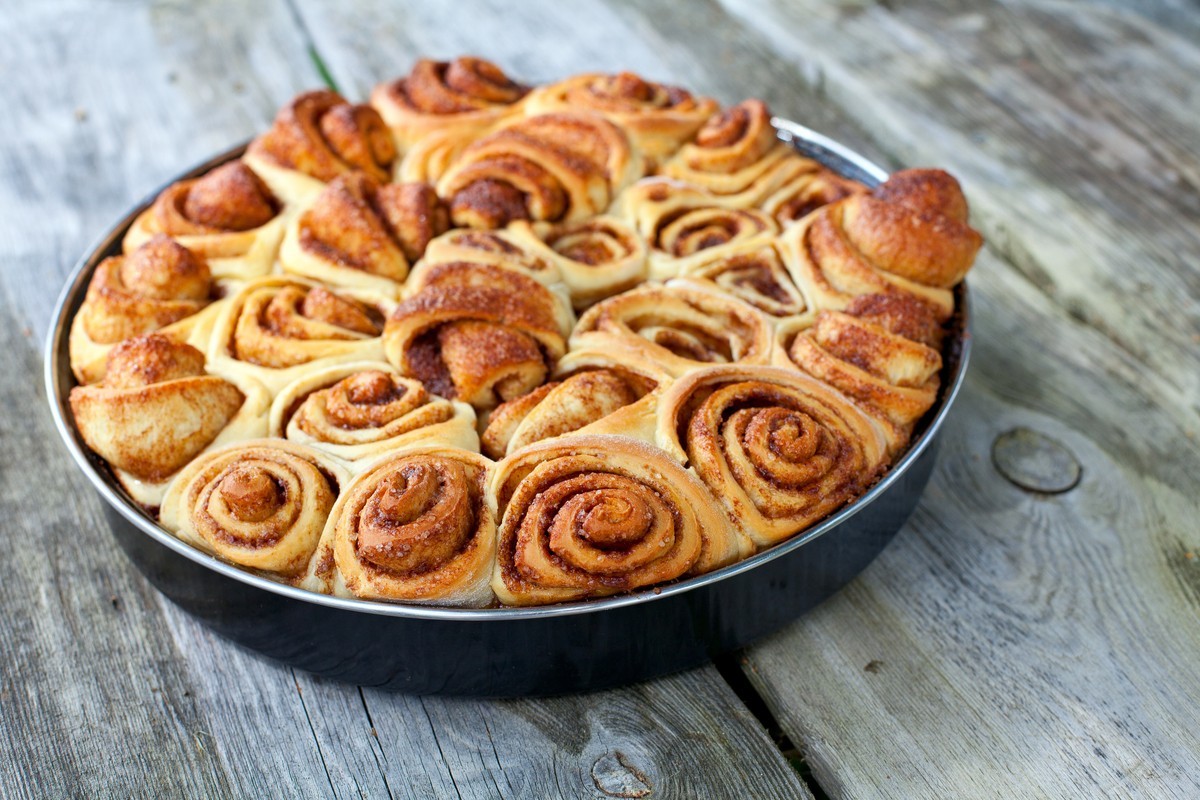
[3,1,1198,797]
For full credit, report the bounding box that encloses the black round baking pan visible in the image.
[45,120,971,696]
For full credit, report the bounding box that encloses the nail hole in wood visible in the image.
[592,750,653,798]
[991,427,1081,494]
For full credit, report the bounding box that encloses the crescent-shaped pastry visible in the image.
[245,89,398,205]
[384,261,574,409]
[301,447,496,606]
[70,333,270,507]
[123,161,286,280]
[489,435,748,606]
[160,439,349,578]
[279,173,448,296]
[656,365,888,547]
[269,361,479,465]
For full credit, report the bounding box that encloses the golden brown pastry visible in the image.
[659,99,816,207]
[656,365,888,546]
[69,236,226,385]
[245,89,397,205]
[208,276,390,395]
[302,448,495,606]
[525,72,718,164]
[384,262,573,409]
[779,168,982,320]
[616,178,778,279]
[279,173,448,296]
[762,167,866,227]
[160,439,348,578]
[419,227,563,287]
[504,216,648,310]
[480,348,669,459]
[489,435,748,605]
[678,239,808,320]
[70,333,270,506]
[371,57,529,152]
[269,361,478,464]
[436,112,643,229]
[123,161,286,280]
[570,279,774,376]
[777,293,943,452]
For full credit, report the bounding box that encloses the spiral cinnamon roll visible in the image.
[504,216,648,310]
[279,174,448,296]
[571,280,774,377]
[762,167,866,227]
[302,448,495,606]
[617,178,778,279]
[270,362,479,464]
[778,294,943,452]
[385,262,573,409]
[123,161,285,280]
[480,349,668,459]
[160,439,347,578]
[436,112,643,229]
[659,99,814,207]
[679,239,808,320]
[371,57,529,152]
[70,333,270,506]
[779,169,982,320]
[246,90,398,205]
[208,276,390,395]
[70,236,226,385]
[489,435,747,606]
[525,72,718,164]
[656,365,888,546]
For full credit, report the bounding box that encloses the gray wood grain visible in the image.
[0,1,812,798]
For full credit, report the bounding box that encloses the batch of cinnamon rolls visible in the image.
[67,57,982,608]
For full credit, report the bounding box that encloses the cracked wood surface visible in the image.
[3,0,1198,798]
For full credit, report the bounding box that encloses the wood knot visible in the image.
[991,427,1081,494]
[591,750,653,798]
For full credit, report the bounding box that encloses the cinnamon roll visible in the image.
[279,174,448,296]
[208,276,390,395]
[371,57,529,152]
[419,227,563,288]
[384,262,573,409]
[270,362,479,464]
[762,167,866,227]
[504,216,648,310]
[70,236,226,385]
[779,168,982,320]
[489,435,747,606]
[302,448,495,606]
[123,161,286,280]
[70,333,270,506]
[525,72,718,164]
[617,178,778,279]
[778,293,943,452]
[659,99,814,207]
[679,239,808,320]
[571,279,774,376]
[246,90,397,205]
[436,112,643,229]
[160,439,348,578]
[480,349,669,458]
[656,365,888,546]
